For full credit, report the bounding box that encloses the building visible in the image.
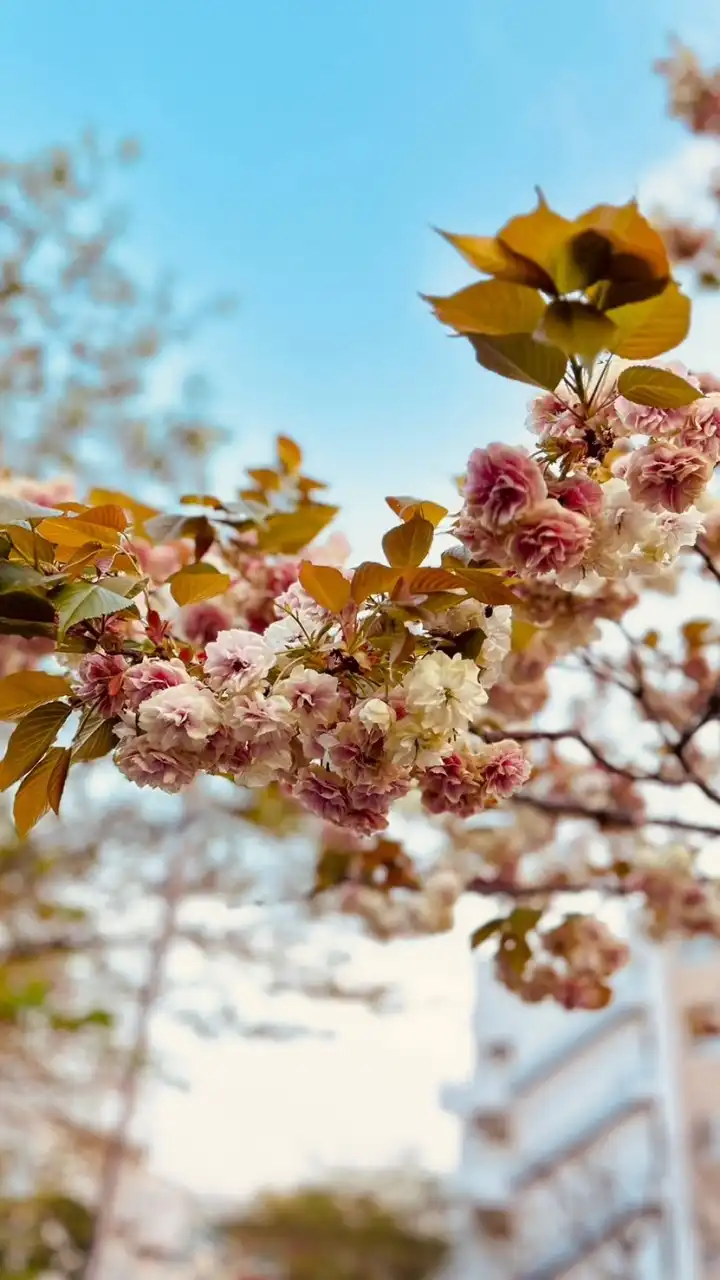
[441,919,705,1279]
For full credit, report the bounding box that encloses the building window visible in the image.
[472,1206,513,1240]
[686,1003,720,1049]
[486,1041,514,1064]
[694,1117,720,1161]
[473,1111,511,1143]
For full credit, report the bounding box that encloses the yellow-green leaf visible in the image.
[452,568,518,606]
[53,582,136,633]
[538,300,617,360]
[298,562,351,613]
[350,562,402,605]
[382,515,435,568]
[257,504,339,555]
[574,200,669,283]
[468,332,567,391]
[435,229,554,289]
[405,567,463,594]
[607,282,690,359]
[511,618,539,652]
[497,196,573,290]
[385,497,448,527]
[0,672,73,721]
[616,365,702,408]
[425,280,545,335]
[169,563,232,606]
[72,716,118,762]
[276,435,303,474]
[13,747,70,836]
[0,702,72,790]
[34,515,121,549]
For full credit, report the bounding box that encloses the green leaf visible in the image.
[607,282,691,359]
[508,906,544,934]
[0,562,46,592]
[256,504,339,555]
[0,589,57,639]
[13,747,70,836]
[616,365,702,408]
[52,581,137,633]
[382,515,435,568]
[72,715,118,762]
[538,300,617,360]
[470,918,506,948]
[0,672,73,720]
[467,332,567,391]
[169,562,232,606]
[0,702,72,789]
[424,280,545,335]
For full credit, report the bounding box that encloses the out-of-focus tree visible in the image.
[218,1174,449,1280]
[0,132,232,487]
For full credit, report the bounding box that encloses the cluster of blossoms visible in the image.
[495,915,631,1012]
[457,363,718,596]
[74,579,529,835]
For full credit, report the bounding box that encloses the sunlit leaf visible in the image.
[34,515,122,548]
[257,504,338,555]
[13,747,70,837]
[179,493,227,509]
[350,562,402,605]
[89,489,160,534]
[435,228,554,289]
[467,332,567,391]
[511,618,539,652]
[0,672,72,721]
[607,282,690,359]
[451,568,518,606]
[497,195,573,290]
[470,918,506,948]
[538,300,617,359]
[299,562,351,613]
[385,496,449,527]
[405,567,463,594]
[616,365,701,408]
[72,715,118,762]
[7,525,55,566]
[574,200,669,284]
[53,582,137,633]
[0,702,72,790]
[277,435,303,474]
[169,563,231,606]
[382,515,435,568]
[424,280,545,335]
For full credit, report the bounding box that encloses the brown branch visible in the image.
[485,728,662,784]
[511,793,720,839]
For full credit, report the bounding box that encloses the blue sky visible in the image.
[4,0,720,558]
[4,0,720,1197]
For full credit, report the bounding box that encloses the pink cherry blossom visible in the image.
[123,658,191,711]
[137,682,222,752]
[626,442,712,513]
[615,397,688,437]
[527,392,582,441]
[477,739,532,798]
[550,475,604,519]
[203,628,275,692]
[275,666,342,727]
[181,602,233,647]
[509,500,591,576]
[464,443,547,530]
[419,751,489,818]
[115,735,199,793]
[676,393,720,462]
[76,653,129,719]
[293,767,389,835]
